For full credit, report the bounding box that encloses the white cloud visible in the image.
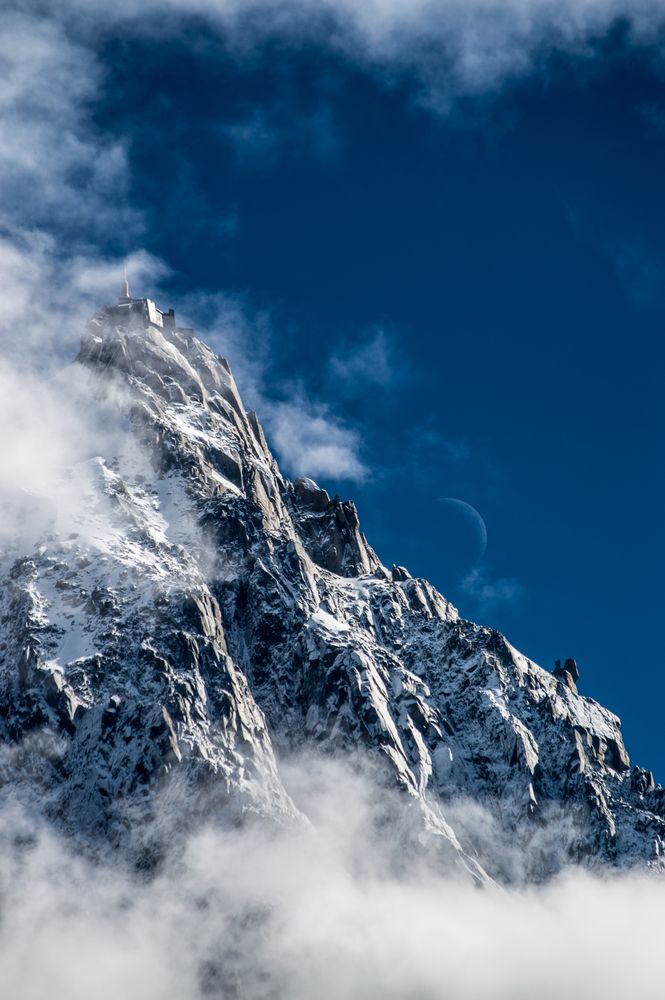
[0,10,134,239]
[2,0,664,300]
[0,755,663,999]
[262,393,368,480]
[0,8,151,370]
[0,357,159,555]
[178,292,370,481]
[0,233,167,365]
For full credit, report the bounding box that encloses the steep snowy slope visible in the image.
[0,289,663,879]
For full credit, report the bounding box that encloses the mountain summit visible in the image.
[1,290,663,881]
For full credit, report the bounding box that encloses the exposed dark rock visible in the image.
[0,294,662,880]
[554,657,580,692]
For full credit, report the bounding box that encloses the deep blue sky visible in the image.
[93,25,665,776]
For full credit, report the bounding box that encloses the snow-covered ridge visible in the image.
[0,293,663,881]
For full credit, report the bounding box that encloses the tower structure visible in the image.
[88,267,181,334]
[119,264,131,303]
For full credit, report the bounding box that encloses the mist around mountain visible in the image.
[0,289,663,998]
[2,758,664,1000]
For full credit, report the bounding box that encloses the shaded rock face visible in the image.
[554,657,581,693]
[1,298,664,880]
[287,477,380,577]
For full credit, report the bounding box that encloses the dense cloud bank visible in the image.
[0,755,662,1000]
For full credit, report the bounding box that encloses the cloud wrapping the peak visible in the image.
[0,756,664,1000]
[0,3,370,484]
[0,231,166,365]
[0,8,146,366]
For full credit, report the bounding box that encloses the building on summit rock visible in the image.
[107,270,177,331]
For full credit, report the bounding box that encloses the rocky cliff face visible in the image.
[1,296,663,880]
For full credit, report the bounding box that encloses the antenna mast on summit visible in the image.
[119,262,130,301]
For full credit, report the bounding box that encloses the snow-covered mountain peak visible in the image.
[0,292,663,882]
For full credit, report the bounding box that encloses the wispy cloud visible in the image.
[178,292,369,482]
[613,240,665,307]
[32,0,665,113]
[638,100,665,135]
[0,11,132,238]
[223,104,339,165]
[564,199,665,310]
[263,392,368,480]
[3,0,665,473]
[461,564,525,613]
[0,5,364,486]
[415,427,472,464]
[328,328,399,392]
[4,0,665,266]
[0,230,166,365]
[0,9,146,367]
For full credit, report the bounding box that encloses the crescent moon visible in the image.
[438,497,488,563]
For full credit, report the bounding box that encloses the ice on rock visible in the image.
[0,290,663,880]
